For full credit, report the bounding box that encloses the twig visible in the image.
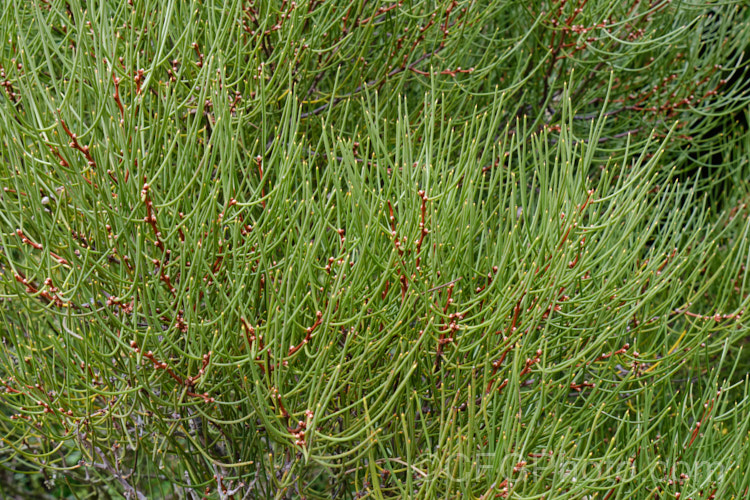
[300,47,444,119]
[423,277,462,294]
[78,436,147,500]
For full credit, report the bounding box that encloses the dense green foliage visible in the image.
[1,0,750,498]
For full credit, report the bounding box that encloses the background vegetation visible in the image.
[1,0,749,498]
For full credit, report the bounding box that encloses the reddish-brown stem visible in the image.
[142,349,184,385]
[288,311,323,356]
[192,42,204,68]
[59,116,97,169]
[686,397,715,450]
[656,248,677,275]
[46,144,69,167]
[186,390,215,403]
[506,294,525,336]
[51,251,70,266]
[519,349,542,376]
[672,307,744,322]
[1,377,22,394]
[602,477,621,500]
[570,381,595,392]
[486,343,513,393]
[240,317,257,349]
[440,67,474,77]
[440,0,458,47]
[14,272,65,308]
[16,228,42,250]
[387,200,409,298]
[415,190,429,269]
[272,387,289,419]
[16,229,71,266]
[568,253,579,269]
[141,179,176,296]
[112,73,124,124]
[487,378,508,395]
[409,67,430,77]
[141,180,162,248]
[579,189,594,213]
[381,280,390,300]
[442,285,454,314]
[185,352,212,386]
[558,223,576,249]
[476,266,499,296]
[239,317,279,373]
[387,200,397,234]
[129,340,214,402]
[587,343,630,365]
[133,69,144,95]
[435,285,457,370]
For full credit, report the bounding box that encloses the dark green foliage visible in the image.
[1,1,750,498]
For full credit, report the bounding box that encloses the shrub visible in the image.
[1,1,749,498]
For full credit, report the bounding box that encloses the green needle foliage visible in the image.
[1,1,750,498]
